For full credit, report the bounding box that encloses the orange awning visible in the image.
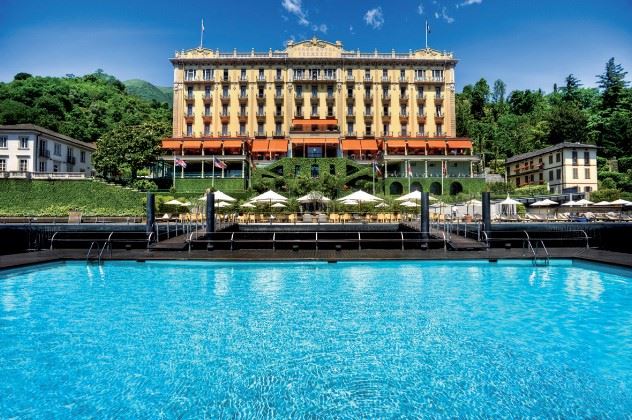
[292,118,338,126]
[360,140,378,150]
[223,140,243,148]
[341,140,362,151]
[268,140,288,152]
[182,141,202,149]
[251,140,269,153]
[447,140,473,149]
[292,138,339,145]
[386,140,407,148]
[406,140,426,148]
[202,140,222,149]
[162,140,182,149]
[427,140,447,148]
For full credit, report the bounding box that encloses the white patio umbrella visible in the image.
[164,199,185,206]
[531,199,559,207]
[500,195,521,205]
[215,201,231,208]
[574,198,593,206]
[593,201,612,206]
[240,202,256,208]
[395,190,438,202]
[341,199,359,206]
[375,202,389,208]
[198,190,236,202]
[180,201,192,207]
[499,195,520,216]
[297,191,331,203]
[250,190,288,203]
[337,190,383,203]
[271,202,287,208]
[561,200,577,206]
[464,198,483,215]
[610,199,632,206]
[430,201,448,215]
[400,200,418,207]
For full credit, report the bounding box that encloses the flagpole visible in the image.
[408,161,411,193]
[372,162,375,195]
[441,160,444,196]
[200,19,204,48]
[212,154,215,187]
[425,19,428,49]
[173,154,176,189]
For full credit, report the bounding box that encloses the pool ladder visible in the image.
[527,239,549,266]
[86,241,111,265]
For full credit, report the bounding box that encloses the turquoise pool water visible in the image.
[1,260,631,417]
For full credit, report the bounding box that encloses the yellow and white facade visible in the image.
[162,37,477,187]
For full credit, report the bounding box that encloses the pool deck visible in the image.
[1,246,631,270]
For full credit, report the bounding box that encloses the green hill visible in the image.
[124,79,172,107]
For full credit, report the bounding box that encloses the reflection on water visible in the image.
[213,270,230,297]
[251,267,283,298]
[565,268,604,302]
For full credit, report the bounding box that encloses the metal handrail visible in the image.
[98,241,111,264]
[538,239,550,264]
[86,241,97,261]
[50,231,59,250]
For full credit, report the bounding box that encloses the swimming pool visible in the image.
[1,259,631,417]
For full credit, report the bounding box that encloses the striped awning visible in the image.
[426,140,447,148]
[250,140,269,153]
[447,140,473,149]
[161,140,182,149]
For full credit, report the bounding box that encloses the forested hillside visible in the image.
[124,79,172,106]
[0,70,171,142]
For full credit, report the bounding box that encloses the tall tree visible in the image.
[597,57,629,110]
[562,74,582,103]
[470,78,490,120]
[492,79,506,104]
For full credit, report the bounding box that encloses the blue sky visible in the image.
[1,0,630,93]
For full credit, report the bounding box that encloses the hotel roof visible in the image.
[0,124,96,150]
[506,142,597,164]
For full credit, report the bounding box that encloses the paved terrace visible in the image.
[1,247,631,271]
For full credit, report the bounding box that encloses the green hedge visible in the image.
[0,180,145,216]
[173,178,246,193]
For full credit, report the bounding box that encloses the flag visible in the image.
[426,20,431,34]
[175,158,187,168]
[406,161,413,177]
[201,19,205,32]
[373,160,382,177]
[213,156,227,169]
[248,154,256,171]
[442,161,447,176]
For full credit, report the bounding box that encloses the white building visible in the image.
[0,124,95,179]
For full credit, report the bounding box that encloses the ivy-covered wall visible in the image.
[383,176,486,196]
[174,178,246,193]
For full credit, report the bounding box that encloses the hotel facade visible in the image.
[162,38,480,195]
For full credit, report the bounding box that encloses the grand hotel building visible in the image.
[162,38,479,195]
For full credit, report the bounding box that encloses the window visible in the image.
[324,68,334,79]
[221,124,228,136]
[584,151,590,165]
[0,159,5,171]
[584,168,590,179]
[539,173,543,181]
[365,124,372,135]
[241,68,247,78]
[19,136,29,149]
[294,68,304,79]
[400,69,405,79]
[516,178,520,187]
[275,123,282,135]
[327,85,333,97]
[418,124,425,135]
[347,68,353,77]
[572,150,578,165]
[549,170,554,181]
[432,69,443,80]
[400,87,406,97]
[347,122,354,133]
[436,124,443,135]
[223,69,229,81]
[383,124,389,135]
[548,155,553,164]
[524,176,528,183]
[401,125,408,136]
[327,106,333,117]
[585,186,592,192]
[186,86,193,99]
[204,85,211,97]
[556,153,561,163]
[222,86,229,96]
[0,136,7,148]
[223,105,229,115]
[418,106,425,115]
[205,104,211,116]
[39,161,47,172]
[240,86,247,96]
[186,124,193,136]
[239,123,246,136]
[203,69,212,80]
[311,85,318,96]
[276,86,282,97]
[296,105,303,116]
[296,85,303,96]
[435,86,441,97]
[257,123,264,135]
[435,105,442,116]
[415,69,424,80]
[347,87,353,97]
[80,151,86,163]
[19,159,28,172]
[185,69,195,81]
[572,168,578,179]
[54,143,61,156]
[382,68,388,77]
[276,68,282,79]
[556,169,561,180]
[364,68,370,80]
[307,147,322,158]
[330,164,336,175]
[187,104,193,116]
[417,86,424,97]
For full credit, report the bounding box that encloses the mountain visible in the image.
[124,79,172,107]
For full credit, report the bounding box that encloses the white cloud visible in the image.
[457,0,482,7]
[312,23,328,34]
[438,7,454,23]
[349,25,355,34]
[364,7,384,29]
[282,0,309,26]
[418,3,424,15]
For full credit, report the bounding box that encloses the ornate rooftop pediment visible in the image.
[285,37,343,58]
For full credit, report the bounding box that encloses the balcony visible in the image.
[238,93,248,104]
[416,94,425,104]
[364,93,373,103]
[399,112,409,122]
[346,112,355,121]
[381,75,390,83]
[39,149,50,158]
[382,112,391,122]
[363,75,372,82]
[346,95,355,104]
[274,92,284,104]
[255,130,266,138]
[310,112,319,118]
[417,114,427,124]
[275,75,283,82]
[238,75,248,82]
[238,111,248,121]
[184,112,195,123]
[220,112,230,122]
[381,93,391,104]
[399,94,409,104]
[364,111,374,121]
[273,130,285,137]
[435,95,444,104]
[221,75,230,83]
[399,76,408,83]
[310,95,319,104]
[346,131,357,137]
[435,113,444,123]
[292,74,338,83]
[295,94,304,104]
[66,156,76,165]
[220,94,230,104]
[256,93,266,103]
[256,110,266,121]
[203,94,212,104]
[295,111,304,118]
[185,94,195,104]
[434,131,446,137]
[414,76,444,84]
[257,75,266,83]
[346,75,355,83]
[202,114,213,123]
[326,94,335,104]
[274,111,284,121]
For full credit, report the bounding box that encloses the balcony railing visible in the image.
[257,75,266,82]
[364,75,372,82]
[39,149,50,158]
[239,75,248,82]
[381,76,390,83]
[346,75,355,82]
[275,75,283,82]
